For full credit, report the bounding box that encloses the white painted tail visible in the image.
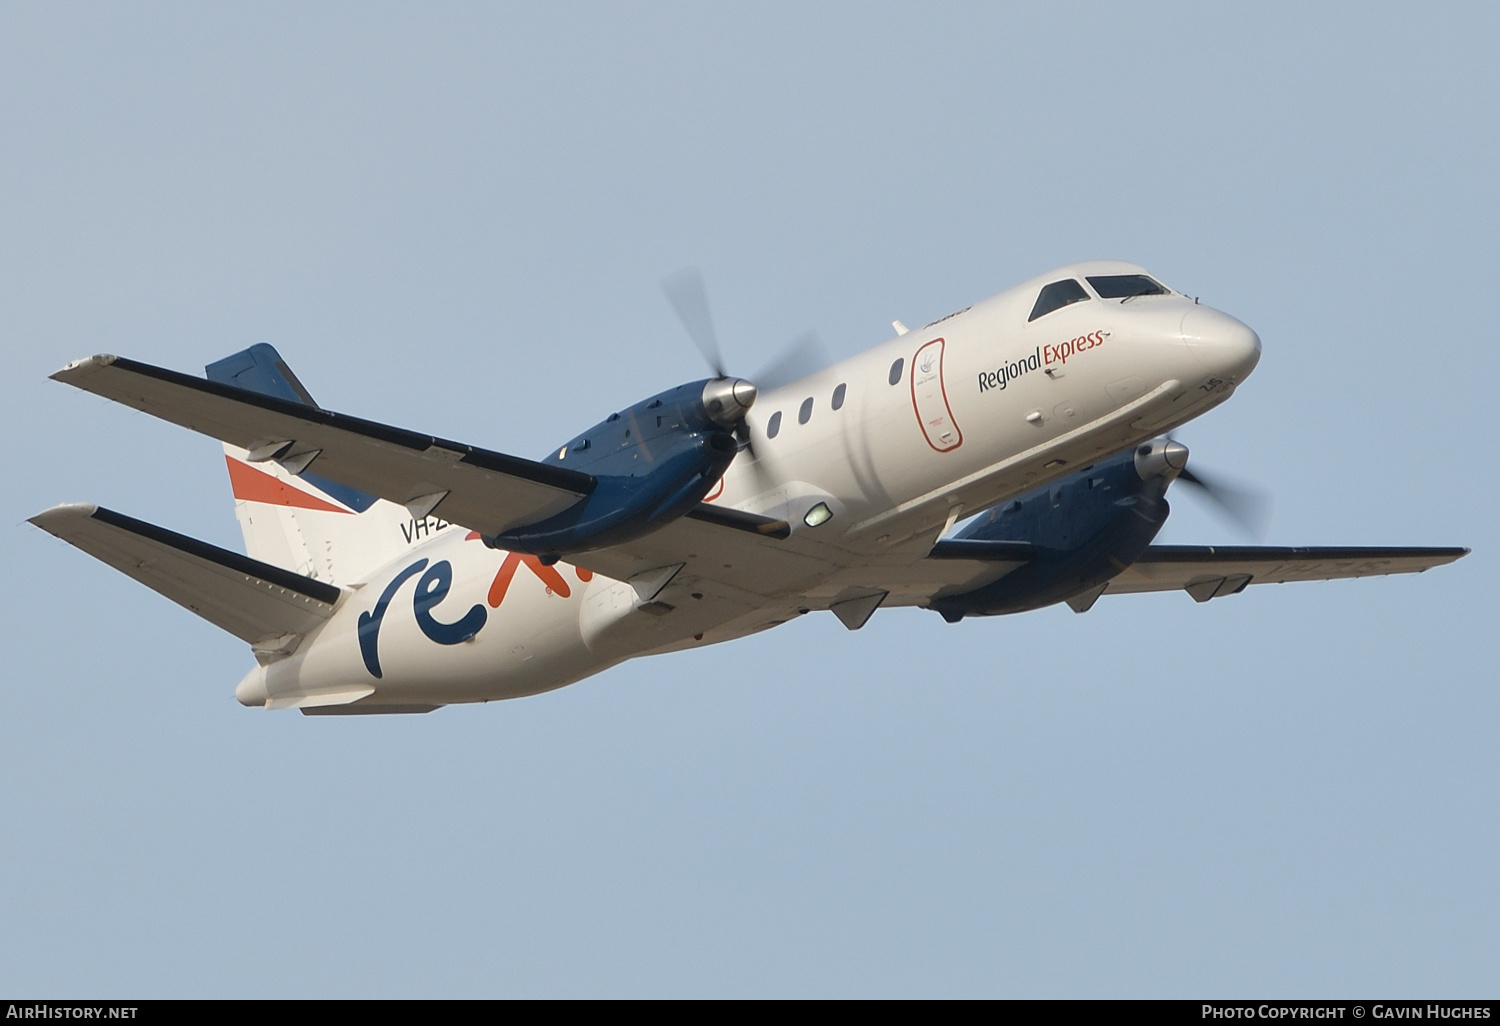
[209,345,438,586]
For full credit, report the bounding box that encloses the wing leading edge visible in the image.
[52,354,595,536]
[51,353,840,605]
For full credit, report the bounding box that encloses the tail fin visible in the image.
[207,344,432,585]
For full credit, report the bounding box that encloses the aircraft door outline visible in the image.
[910,337,963,453]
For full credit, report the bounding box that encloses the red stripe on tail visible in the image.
[225,456,351,513]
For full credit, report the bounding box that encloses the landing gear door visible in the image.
[911,337,963,453]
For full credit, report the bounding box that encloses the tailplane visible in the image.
[207,344,435,585]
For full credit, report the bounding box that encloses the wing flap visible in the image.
[1105,545,1470,599]
[30,503,343,647]
[53,355,593,535]
[571,510,836,600]
[570,509,1034,618]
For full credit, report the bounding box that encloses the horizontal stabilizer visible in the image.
[1104,544,1470,600]
[30,503,343,650]
[51,354,594,537]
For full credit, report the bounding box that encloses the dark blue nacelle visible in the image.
[488,379,740,558]
[930,444,1177,621]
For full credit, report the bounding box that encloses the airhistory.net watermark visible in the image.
[6,1007,137,1020]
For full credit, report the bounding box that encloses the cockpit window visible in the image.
[1087,274,1168,299]
[1028,279,1090,322]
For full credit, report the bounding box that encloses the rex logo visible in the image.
[356,533,593,678]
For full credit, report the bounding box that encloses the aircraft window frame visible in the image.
[1086,274,1168,300]
[799,397,814,425]
[1028,279,1091,322]
[889,358,904,385]
[831,383,846,410]
[766,411,782,439]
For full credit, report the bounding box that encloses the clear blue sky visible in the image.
[3,2,1495,997]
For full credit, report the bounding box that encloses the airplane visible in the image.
[30,260,1468,714]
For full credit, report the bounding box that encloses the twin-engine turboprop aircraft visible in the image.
[32,261,1467,714]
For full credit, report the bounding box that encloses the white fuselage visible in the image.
[236,261,1261,710]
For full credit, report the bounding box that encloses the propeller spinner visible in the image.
[1136,437,1272,539]
[700,377,758,428]
[663,268,826,458]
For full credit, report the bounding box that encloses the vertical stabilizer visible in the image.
[207,345,434,585]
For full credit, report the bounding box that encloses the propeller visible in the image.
[1175,464,1273,540]
[662,268,828,459]
[661,268,726,379]
[1155,436,1272,539]
[755,330,829,393]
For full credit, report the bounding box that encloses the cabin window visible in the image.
[1087,274,1167,299]
[766,411,782,438]
[832,383,846,410]
[799,397,814,424]
[1028,279,1090,322]
[889,358,904,385]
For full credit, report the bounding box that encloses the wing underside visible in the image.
[53,354,594,536]
[1102,545,1469,602]
[30,503,342,656]
[51,353,874,609]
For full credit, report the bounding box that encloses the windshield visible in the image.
[1029,279,1090,322]
[1087,274,1168,299]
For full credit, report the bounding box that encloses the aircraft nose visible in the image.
[1180,306,1261,383]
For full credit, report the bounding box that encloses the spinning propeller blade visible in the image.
[1164,437,1272,539]
[662,268,726,379]
[755,331,828,393]
[1175,466,1272,540]
[662,270,829,472]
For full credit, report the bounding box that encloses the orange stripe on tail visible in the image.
[225,456,351,513]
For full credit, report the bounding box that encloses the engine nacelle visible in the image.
[488,378,753,557]
[929,440,1186,620]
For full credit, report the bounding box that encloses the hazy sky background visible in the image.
[3,2,1495,997]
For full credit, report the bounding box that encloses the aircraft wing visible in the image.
[54,353,896,608]
[566,505,831,596]
[50,354,1031,618]
[1101,545,1470,602]
[30,503,342,654]
[53,355,594,535]
[560,514,1034,640]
